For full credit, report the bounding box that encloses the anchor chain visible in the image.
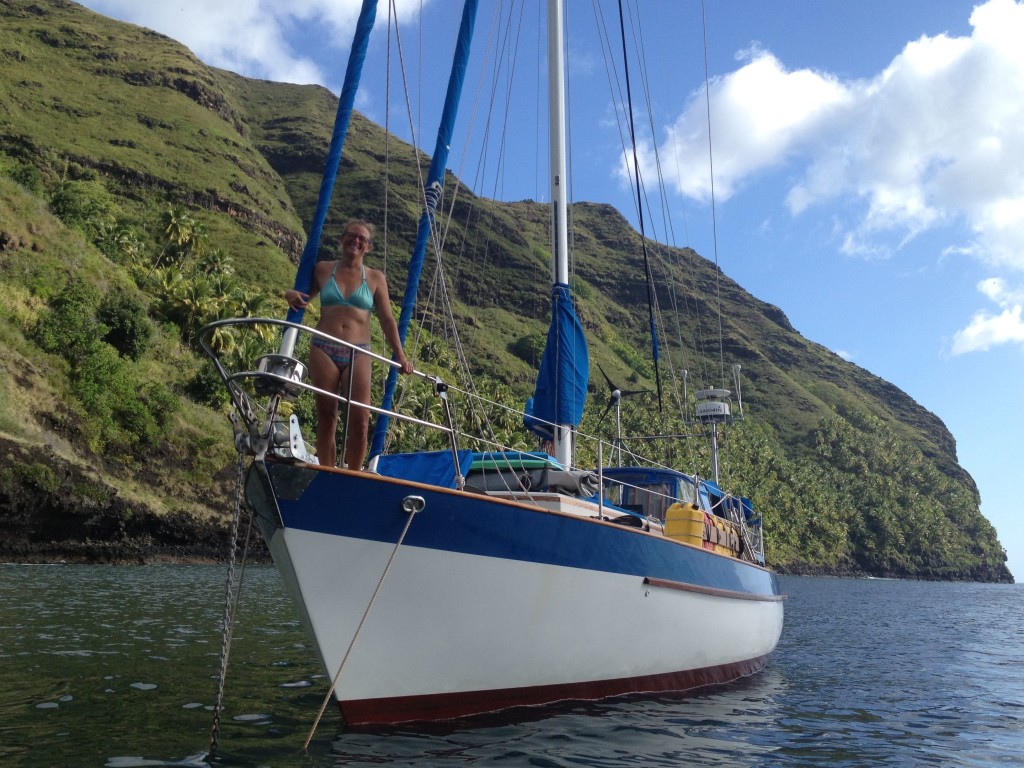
[208,451,253,755]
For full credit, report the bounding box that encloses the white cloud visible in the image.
[79,0,430,87]
[643,48,848,203]
[951,277,1024,354]
[652,0,1024,277]
[633,0,1024,354]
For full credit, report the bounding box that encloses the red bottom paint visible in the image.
[339,655,770,725]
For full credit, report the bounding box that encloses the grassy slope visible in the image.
[0,0,1008,578]
[0,175,237,524]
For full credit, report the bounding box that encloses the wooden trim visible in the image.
[643,576,787,602]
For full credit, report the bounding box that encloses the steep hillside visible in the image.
[0,0,1010,580]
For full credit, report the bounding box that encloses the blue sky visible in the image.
[77,0,1024,581]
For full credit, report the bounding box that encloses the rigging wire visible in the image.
[453,0,541,451]
[593,0,692,447]
[387,3,429,212]
[302,502,421,750]
[618,1,689,419]
[417,0,423,146]
[616,0,662,413]
[700,0,727,388]
[564,0,582,465]
[534,0,543,202]
[421,28,503,435]
[381,1,524,455]
[486,1,527,203]
[377,0,487,449]
[383,5,393,276]
[379,1,726,466]
[619,0,702,418]
[588,0,732,472]
[629,3,706,404]
[425,2,517,448]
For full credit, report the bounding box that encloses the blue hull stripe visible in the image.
[267,463,779,598]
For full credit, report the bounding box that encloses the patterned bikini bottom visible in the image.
[311,338,371,369]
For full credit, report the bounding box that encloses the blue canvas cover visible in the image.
[702,479,723,497]
[525,283,589,440]
[377,450,474,488]
[698,479,720,514]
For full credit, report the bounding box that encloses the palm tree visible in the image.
[178,219,209,269]
[163,204,195,250]
[147,204,196,280]
[196,248,234,276]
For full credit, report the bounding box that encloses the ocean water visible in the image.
[0,564,1020,767]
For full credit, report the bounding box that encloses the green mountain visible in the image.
[0,0,1011,581]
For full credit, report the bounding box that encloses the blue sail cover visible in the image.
[286,0,378,325]
[525,283,589,440]
[368,0,479,461]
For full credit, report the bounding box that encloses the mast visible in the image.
[548,0,572,465]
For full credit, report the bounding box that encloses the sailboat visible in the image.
[201,0,783,726]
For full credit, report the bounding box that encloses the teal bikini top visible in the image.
[320,263,374,311]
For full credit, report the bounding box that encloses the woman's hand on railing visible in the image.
[395,350,414,375]
[284,289,309,311]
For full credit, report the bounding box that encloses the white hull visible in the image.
[249,462,784,724]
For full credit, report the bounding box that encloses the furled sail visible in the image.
[368,0,479,462]
[285,0,378,331]
[524,282,589,441]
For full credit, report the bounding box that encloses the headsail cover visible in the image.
[286,0,378,327]
[368,0,479,461]
[525,282,589,441]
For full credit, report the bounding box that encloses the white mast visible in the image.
[548,0,572,465]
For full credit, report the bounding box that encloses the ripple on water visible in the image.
[105,752,210,768]
[3,566,1022,768]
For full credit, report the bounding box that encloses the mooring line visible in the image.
[303,504,421,750]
